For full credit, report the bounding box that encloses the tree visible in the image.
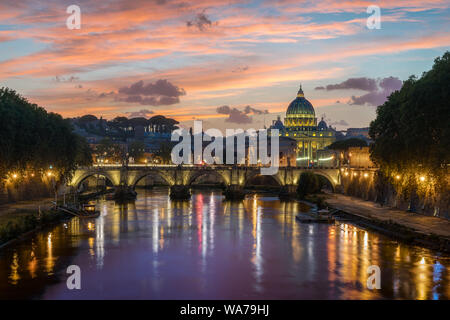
[128,117,149,129]
[370,52,450,170]
[328,138,367,150]
[148,115,179,133]
[78,114,98,124]
[108,116,130,140]
[74,136,93,167]
[369,51,450,210]
[0,87,92,184]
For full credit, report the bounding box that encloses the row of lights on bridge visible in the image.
[340,168,426,182]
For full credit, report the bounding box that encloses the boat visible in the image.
[295,208,335,224]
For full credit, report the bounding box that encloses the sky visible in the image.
[0,0,449,131]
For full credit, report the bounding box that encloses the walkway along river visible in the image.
[0,188,449,299]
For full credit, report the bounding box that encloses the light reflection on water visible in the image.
[0,188,449,299]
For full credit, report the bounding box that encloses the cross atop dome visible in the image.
[297,84,304,97]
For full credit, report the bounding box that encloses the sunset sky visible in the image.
[0,0,449,131]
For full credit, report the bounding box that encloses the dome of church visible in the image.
[286,86,315,117]
[318,118,327,130]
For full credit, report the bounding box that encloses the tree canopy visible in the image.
[369,52,449,210]
[328,138,367,150]
[0,88,92,183]
[369,51,450,171]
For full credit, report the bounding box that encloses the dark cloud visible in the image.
[315,77,377,91]
[217,105,251,124]
[117,79,186,106]
[379,76,403,91]
[98,91,115,98]
[217,105,231,114]
[216,105,268,124]
[348,91,389,106]
[315,76,403,107]
[186,12,217,31]
[125,109,155,118]
[54,75,79,82]
[232,65,249,73]
[244,105,268,115]
[330,119,349,126]
[349,77,403,106]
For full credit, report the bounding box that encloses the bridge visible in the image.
[70,164,341,199]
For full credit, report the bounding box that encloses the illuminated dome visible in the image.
[285,85,317,127]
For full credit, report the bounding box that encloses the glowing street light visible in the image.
[12,174,18,179]
[395,175,401,180]
[420,176,426,182]
[364,173,368,178]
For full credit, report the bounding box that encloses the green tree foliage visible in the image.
[370,52,450,170]
[0,88,92,182]
[328,138,367,150]
[297,172,320,198]
[78,114,98,124]
[369,52,450,209]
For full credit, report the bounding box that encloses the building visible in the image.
[347,147,375,168]
[345,127,371,144]
[346,127,370,139]
[270,85,336,166]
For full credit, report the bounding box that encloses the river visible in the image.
[0,188,449,299]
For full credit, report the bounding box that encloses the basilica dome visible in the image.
[285,85,317,127]
[286,86,315,117]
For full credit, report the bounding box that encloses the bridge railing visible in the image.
[78,164,343,170]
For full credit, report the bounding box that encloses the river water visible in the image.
[0,188,449,300]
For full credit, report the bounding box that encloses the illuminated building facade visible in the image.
[270,85,336,166]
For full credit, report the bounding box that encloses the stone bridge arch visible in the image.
[70,168,120,189]
[128,169,175,189]
[313,169,339,190]
[243,169,284,187]
[186,169,231,186]
[290,168,339,191]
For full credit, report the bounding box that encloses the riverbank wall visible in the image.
[326,194,450,254]
[339,168,449,219]
[0,178,54,205]
[0,209,71,249]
